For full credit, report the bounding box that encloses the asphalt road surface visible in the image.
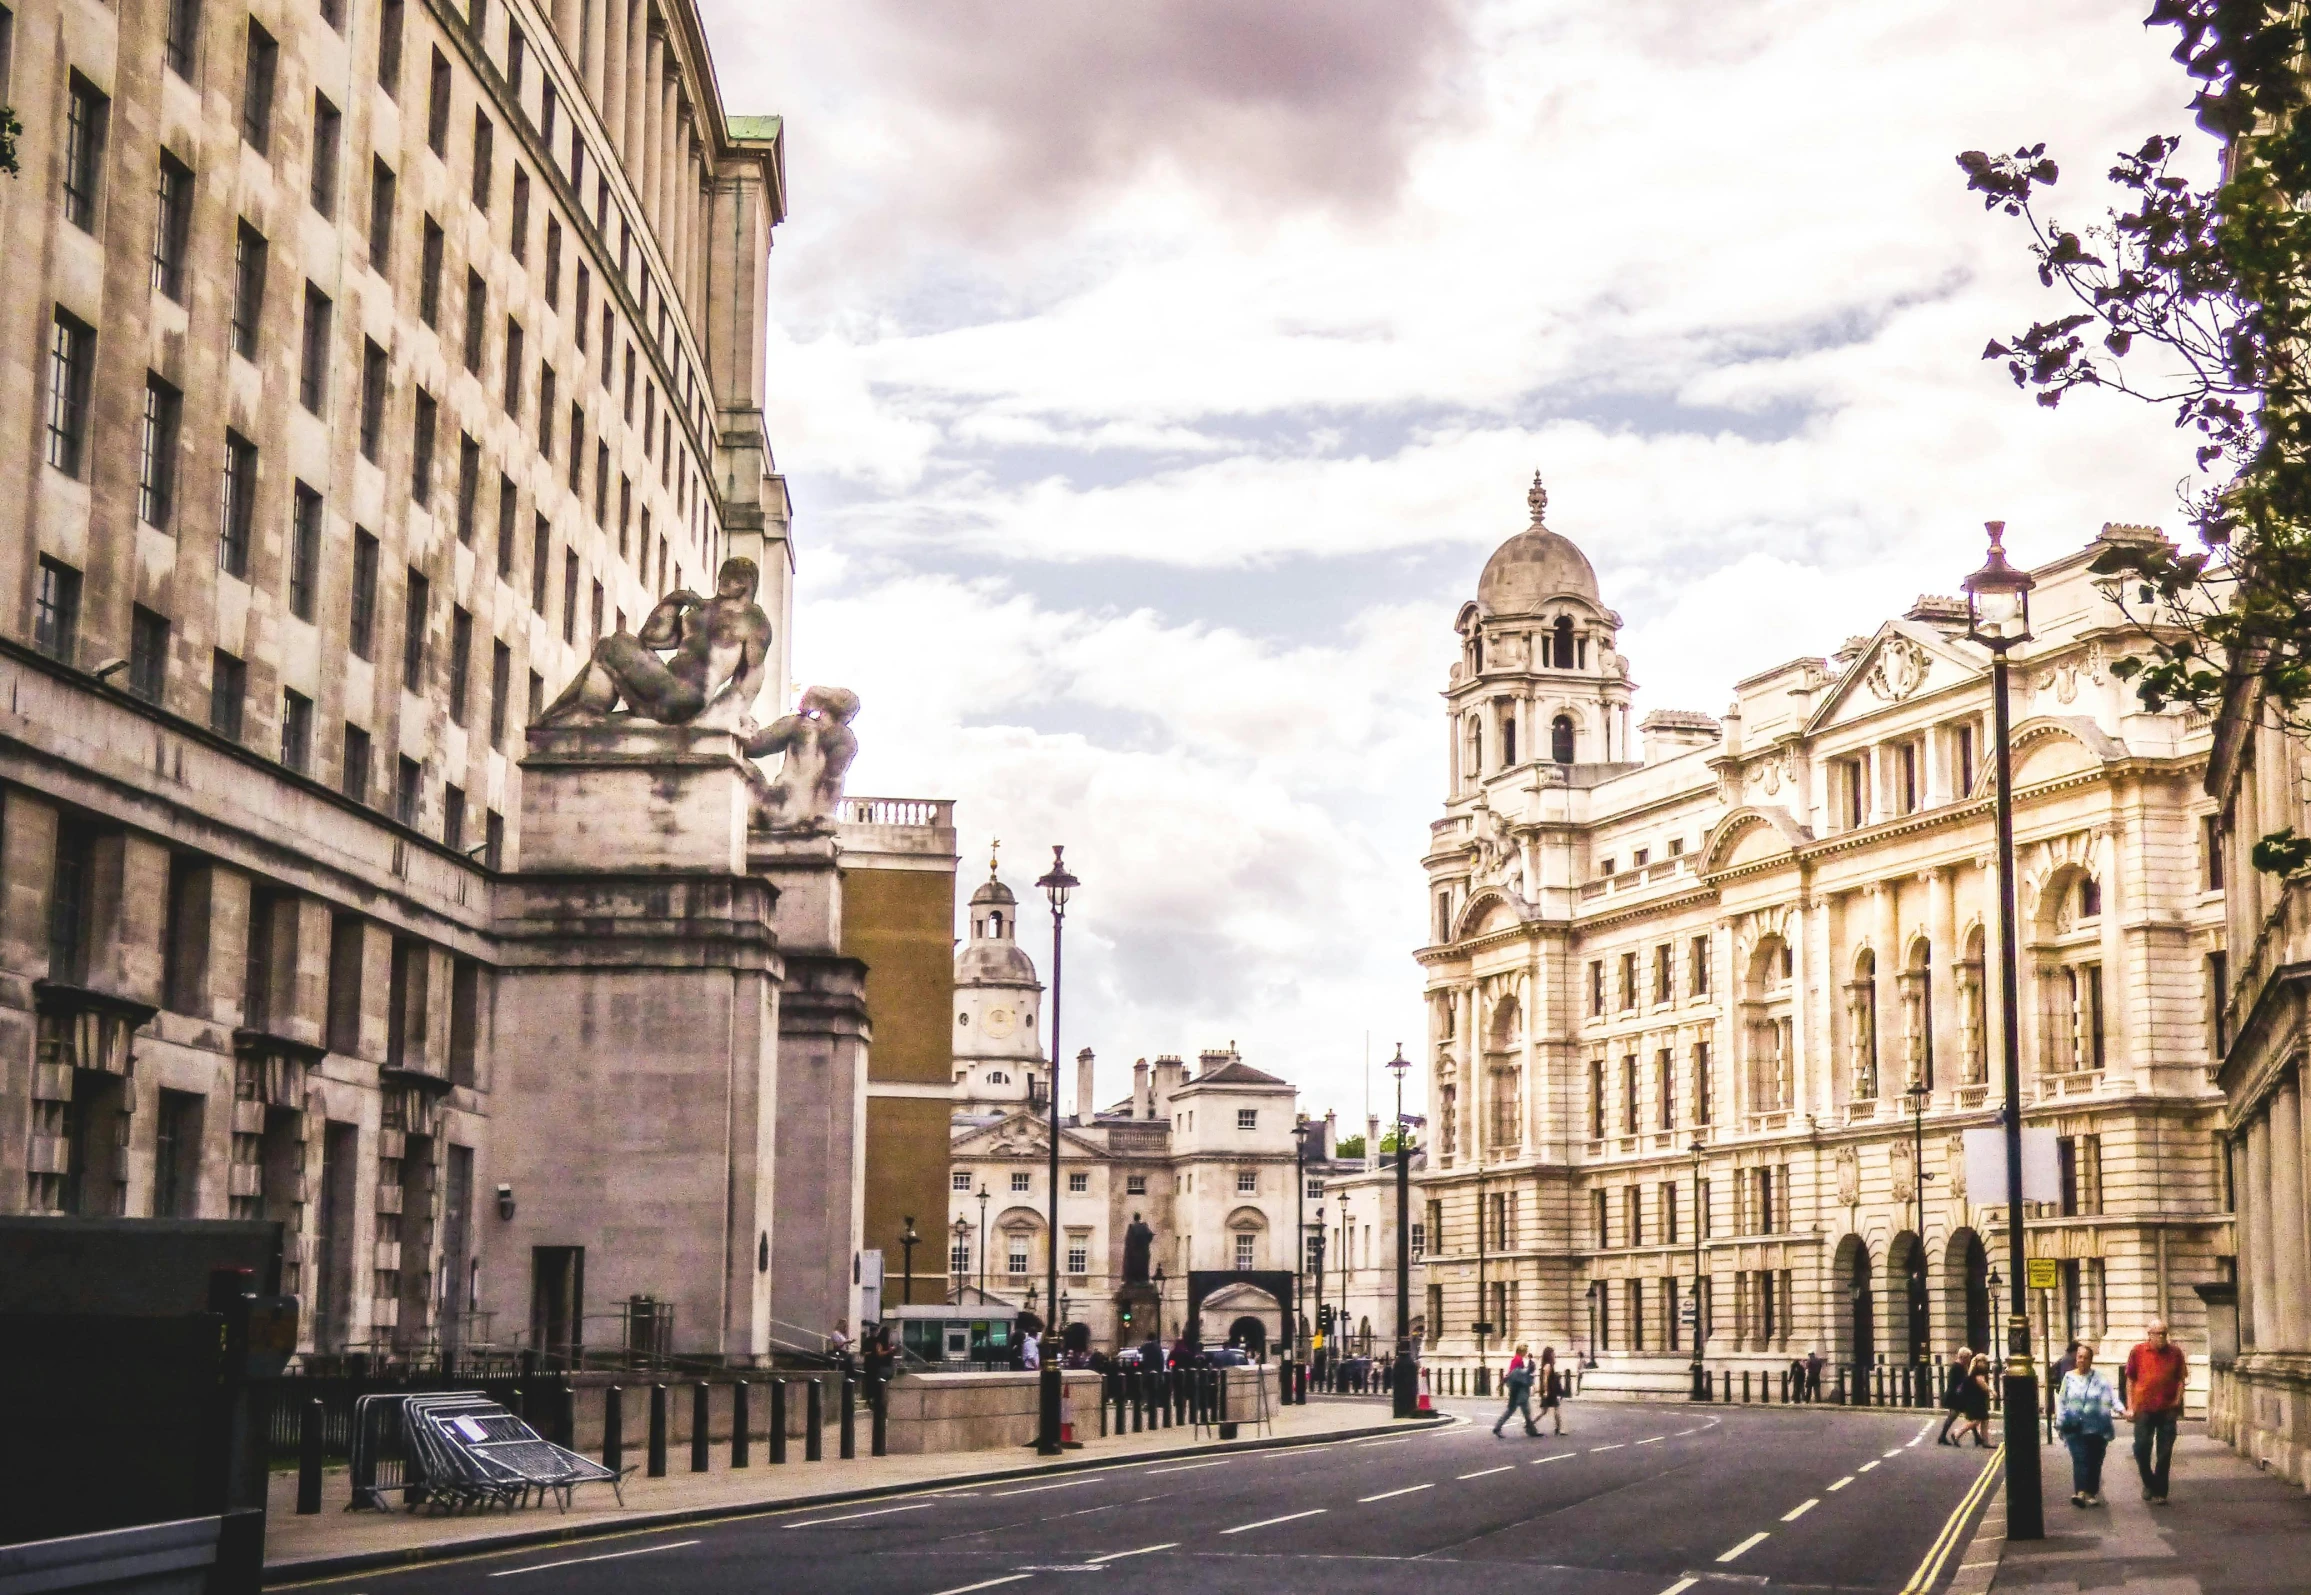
[300,1400,2002,1595]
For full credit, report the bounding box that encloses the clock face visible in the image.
[985,1007,1015,1039]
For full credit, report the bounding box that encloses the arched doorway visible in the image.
[1889,1231,1930,1397]
[1835,1235,1875,1390]
[1946,1228,1990,1353]
[1228,1316,1268,1356]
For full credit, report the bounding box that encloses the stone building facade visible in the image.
[1412,480,2233,1399]
[0,0,913,1364]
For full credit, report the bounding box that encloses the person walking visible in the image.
[2122,1319,2187,1504]
[2055,1342,2119,1507]
[1493,1344,1539,1437]
[1936,1345,1974,1444]
[1806,1348,1825,1402]
[1536,1346,1565,1434]
[1951,1353,1994,1448]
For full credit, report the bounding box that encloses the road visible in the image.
[297,1400,2001,1595]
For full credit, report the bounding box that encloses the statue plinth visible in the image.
[519,722,752,874]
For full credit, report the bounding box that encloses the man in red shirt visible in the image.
[2121,1319,2187,1503]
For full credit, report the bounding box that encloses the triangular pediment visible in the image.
[950,1110,1107,1160]
[1802,621,1983,736]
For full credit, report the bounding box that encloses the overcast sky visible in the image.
[699,0,2217,1125]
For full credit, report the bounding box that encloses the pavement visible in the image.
[267,1397,2001,1593]
[1986,1422,2311,1595]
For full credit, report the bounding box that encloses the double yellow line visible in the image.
[1902,1443,2004,1594]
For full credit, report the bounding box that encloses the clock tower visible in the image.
[952,852,1047,1115]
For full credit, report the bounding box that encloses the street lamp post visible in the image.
[1387,1045,1418,1419]
[1153,1264,1166,1343]
[950,1217,969,1304]
[1965,521,2045,1541]
[901,1216,920,1308]
[1033,846,1079,1456]
[1292,1120,1314,1402]
[976,1185,990,1305]
[1312,1204,1329,1389]
[1906,1077,1931,1400]
[1689,1136,1709,1400]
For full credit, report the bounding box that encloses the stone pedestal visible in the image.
[519,723,754,874]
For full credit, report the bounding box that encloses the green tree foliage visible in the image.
[1958,2,2311,872]
[0,107,18,176]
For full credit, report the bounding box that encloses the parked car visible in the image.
[1198,1346,1255,1367]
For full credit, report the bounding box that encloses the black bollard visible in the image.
[296,1398,324,1515]
[1780,1369,1790,1403]
[733,1381,751,1468]
[604,1385,624,1473]
[692,1382,711,1472]
[806,1378,824,1461]
[1742,1369,1752,1403]
[509,1384,525,1422]
[648,1384,669,1478]
[555,1380,576,1450]
[871,1375,888,1458]
[840,1376,857,1460]
[770,1380,788,1465]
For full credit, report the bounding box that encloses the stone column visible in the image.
[2247,1110,2277,1350]
[602,0,628,157]
[639,27,663,223]
[1875,882,1898,1095]
[2271,1073,2308,1351]
[553,0,579,61]
[1928,866,1956,1092]
[2095,826,2126,1076]
[583,0,608,128]
[624,0,648,173]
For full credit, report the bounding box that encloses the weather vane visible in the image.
[1527,471,1548,522]
[989,837,1001,878]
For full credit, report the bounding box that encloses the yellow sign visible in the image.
[2026,1258,2058,1292]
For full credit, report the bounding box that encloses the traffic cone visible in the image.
[1417,1365,1433,1413]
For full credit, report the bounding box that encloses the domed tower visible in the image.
[952,851,1047,1117]
[1450,473,1633,792]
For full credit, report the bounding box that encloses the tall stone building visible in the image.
[1413,479,2232,1398]
[0,0,908,1363]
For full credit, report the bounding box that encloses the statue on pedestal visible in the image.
[745,686,861,834]
[537,557,773,732]
[1122,1213,1155,1284]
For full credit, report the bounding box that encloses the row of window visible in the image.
[950,1168,1157,1197]
[1587,936,1713,1017]
[1827,721,1978,831]
[1588,1042,1716,1138]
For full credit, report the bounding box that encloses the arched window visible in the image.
[1501,710,1518,767]
[1464,716,1483,780]
[1551,715,1575,764]
[1471,634,1484,672]
[2077,875,2100,918]
[1848,949,1880,1102]
[989,911,1003,937]
[1552,615,1575,669]
[1903,940,1934,1092]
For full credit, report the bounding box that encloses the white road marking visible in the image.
[1530,1453,1575,1465]
[1353,1437,1415,1448]
[989,1479,1096,1498]
[488,1540,699,1576]
[1717,1531,1770,1563]
[1859,1460,1882,1473]
[1884,1448,1904,1458]
[1827,1475,1855,1491]
[1589,1443,1625,1452]
[927,1579,1031,1595]
[1086,1543,1178,1564]
[1675,1427,1699,1436]
[784,1503,938,1528]
[1635,1436,1665,1445]
[1657,1580,1700,1595]
[1782,1498,1818,1522]
[1458,1466,1515,1480]
[1222,1508,1327,1535]
[1359,1483,1435,1502]
[1143,1460,1231,1475]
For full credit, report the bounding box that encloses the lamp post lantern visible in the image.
[1689,1136,1709,1400]
[1387,1044,1418,1419]
[900,1216,920,1308]
[1964,520,2045,1541]
[1032,846,1079,1456]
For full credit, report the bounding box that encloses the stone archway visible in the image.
[1944,1228,1990,1354]
[1228,1316,1269,1356]
[1833,1234,1874,1383]
[1888,1230,1931,1370]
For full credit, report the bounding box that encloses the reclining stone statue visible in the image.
[536,557,773,732]
[744,686,860,834]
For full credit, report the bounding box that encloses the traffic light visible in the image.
[1121,1302,1135,1329]
[1319,1304,1334,1334]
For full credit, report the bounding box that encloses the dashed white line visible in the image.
[1144,1460,1231,1475]
[1884,1448,1904,1458]
[1458,1466,1515,1480]
[1675,1427,1699,1436]
[926,1579,1031,1595]
[488,1540,699,1576]
[1828,1475,1855,1491]
[1635,1436,1665,1445]
[1782,1498,1818,1522]
[989,1479,1095,1498]
[1359,1483,1435,1503]
[1530,1453,1575,1465]
[1657,1580,1701,1595]
[1859,1460,1882,1473]
[1085,1543,1178,1564]
[1353,1437,1415,1448]
[1589,1443,1626,1452]
[1222,1508,1327,1535]
[1717,1531,1770,1563]
[783,1504,937,1528]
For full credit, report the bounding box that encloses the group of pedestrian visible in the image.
[1492,1345,1566,1437]
[1934,1344,1995,1447]
[2055,1319,2186,1509]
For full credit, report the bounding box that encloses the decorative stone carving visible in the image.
[1947,1135,1967,1202]
[1836,1145,1861,1205]
[1122,1214,1155,1283]
[745,686,862,834]
[1467,801,1528,904]
[1866,636,1928,703]
[538,557,774,731]
[1890,1137,1915,1203]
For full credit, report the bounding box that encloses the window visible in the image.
[153,1091,204,1218]
[1009,1171,1030,1193]
[402,570,429,690]
[288,483,322,619]
[367,158,396,268]
[1589,1057,1605,1139]
[506,20,525,97]
[129,607,169,700]
[497,474,518,578]
[455,435,480,543]
[2078,875,2101,919]
[419,217,444,325]
[489,640,511,747]
[541,80,557,153]
[538,367,556,457]
[209,649,245,738]
[1955,721,1977,797]
[412,391,436,504]
[1694,1040,1713,1126]
[463,270,486,371]
[1125,1173,1147,1196]
[593,441,608,522]
[165,0,200,77]
[1065,1241,1088,1275]
[1690,935,1710,997]
[1897,738,1920,814]
[33,557,81,663]
[1656,1048,1675,1130]
[470,110,493,206]
[1067,1172,1088,1193]
[219,431,256,577]
[341,724,372,803]
[1236,1108,1258,1130]
[1653,943,1672,1003]
[503,320,524,415]
[442,784,465,850]
[951,1170,972,1192]
[281,688,312,773]
[1588,960,1604,1017]
[395,755,422,825]
[359,340,388,460]
[510,167,530,260]
[61,73,108,231]
[567,403,585,489]
[1837,756,1866,829]
[152,153,193,299]
[349,530,379,658]
[576,264,591,348]
[1662,1182,1680,1245]
[1619,951,1638,1011]
[448,606,473,720]
[544,217,562,307]
[232,222,267,357]
[1236,1169,1257,1194]
[950,1241,970,1275]
[299,284,332,413]
[426,48,451,154]
[138,374,182,528]
[1305,1179,1324,1199]
[601,308,614,384]
[377,0,403,91]
[531,518,552,614]
[1621,1054,1637,1134]
[1007,1240,1029,1276]
[561,551,579,644]
[2209,949,2231,1057]
[240,21,276,153]
[2204,814,2225,891]
[1235,1233,1255,1270]
[44,310,94,477]
[448,957,480,1082]
[310,93,341,213]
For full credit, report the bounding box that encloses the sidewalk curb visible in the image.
[263,1410,1454,1585]
[1950,1484,2007,1595]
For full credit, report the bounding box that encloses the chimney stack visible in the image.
[1075,1047,1096,1125]
[1152,1055,1187,1118]
[1132,1058,1151,1120]
[1322,1109,1338,1161]
[1366,1114,1380,1171]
